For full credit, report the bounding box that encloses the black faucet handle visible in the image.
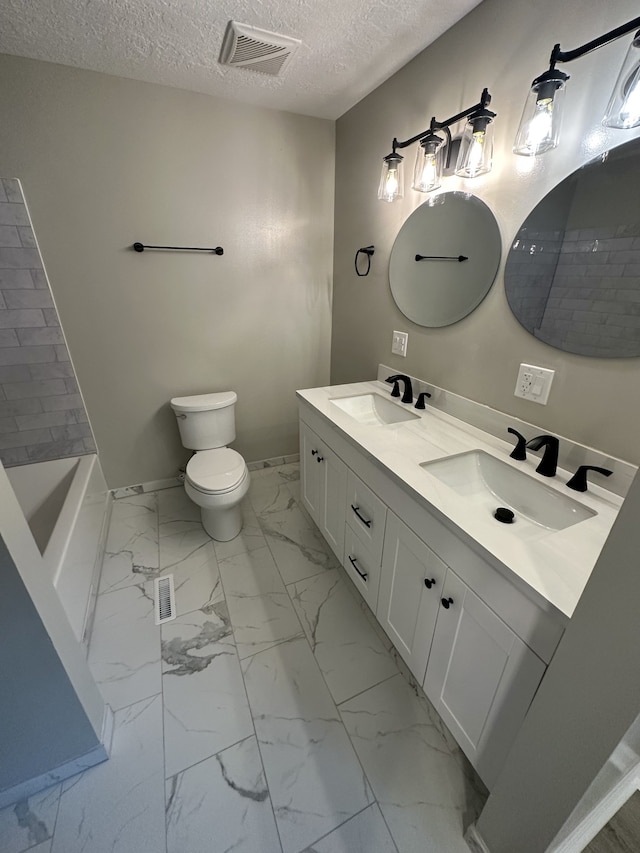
[386,376,401,398]
[507,427,527,461]
[415,391,432,410]
[566,465,613,493]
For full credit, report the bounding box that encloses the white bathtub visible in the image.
[6,455,112,650]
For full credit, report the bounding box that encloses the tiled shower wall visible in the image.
[506,226,640,357]
[0,178,96,466]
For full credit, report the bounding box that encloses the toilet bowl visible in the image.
[170,392,250,542]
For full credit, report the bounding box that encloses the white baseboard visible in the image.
[112,477,181,499]
[0,740,109,810]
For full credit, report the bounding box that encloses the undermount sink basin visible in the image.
[420,450,596,532]
[330,393,420,426]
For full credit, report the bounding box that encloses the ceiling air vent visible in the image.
[219,21,301,77]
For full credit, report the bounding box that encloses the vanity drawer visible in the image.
[346,470,387,561]
[343,525,381,613]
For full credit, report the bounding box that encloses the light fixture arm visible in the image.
[390,88,495,152]
[548,16,640,68]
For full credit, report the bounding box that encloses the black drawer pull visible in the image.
[441,597,454,609]
[424,578,436,589]
[348,555,368,581]
[351,505,372,528]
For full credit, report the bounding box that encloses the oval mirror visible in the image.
[505,137,640,358]
[389,191,502,327]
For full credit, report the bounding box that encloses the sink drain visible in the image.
[494,507,515,524]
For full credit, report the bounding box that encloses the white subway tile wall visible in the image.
[506,226,640,357]
[0,178,96,466]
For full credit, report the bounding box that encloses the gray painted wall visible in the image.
[332,0,640,465]
[0,536,99,794]
[0,55,335,488]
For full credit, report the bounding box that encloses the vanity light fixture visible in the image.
[378,88,496,202]
[514,15,640,156]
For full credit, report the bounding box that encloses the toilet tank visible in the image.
[170,391,237,450]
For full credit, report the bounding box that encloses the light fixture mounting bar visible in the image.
[391,88,494,152]
[549,16,640,67]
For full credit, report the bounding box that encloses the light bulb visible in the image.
[513,69,568,156]
[412,136,443,193]
[378,153,404,202]
[465,132,486,176]
[526,98,554,150]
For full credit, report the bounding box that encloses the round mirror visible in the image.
[389,191,501,327]
[505,137,640,358]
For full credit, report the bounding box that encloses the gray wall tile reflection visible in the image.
[0,178,96,466]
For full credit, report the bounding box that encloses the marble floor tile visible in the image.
[161,605,254,778]
[214,499,267,561]
[51,695,166,853]
[158,486,201,535]
[0,783,60,853]
[24,842,52,853]
[219,545,304,659]
[98,493,159,593]
[301,804,397,853]
[242,637,374,853]
[249,468,298,519]
[88,582,161,711]
[160,525,223,616]
[259,503,339,586]
[288,568,398,704]
[166,736,281,853]
[340,674,485,853]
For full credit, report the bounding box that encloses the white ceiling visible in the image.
[0,0,484,120]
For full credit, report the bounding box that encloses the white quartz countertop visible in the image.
[297,380,624,620]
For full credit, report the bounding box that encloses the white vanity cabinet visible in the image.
[299,421,347,562]
[377,511,446,682]
[298,403,565,788]
[424,568,547,788]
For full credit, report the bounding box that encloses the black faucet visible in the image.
[386,374,413,404]
[566,465,612,492]
[526,435,560,477]
[415,391,432,410]
[507,427,528,461]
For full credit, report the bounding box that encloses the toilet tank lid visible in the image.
[171,391,237,413]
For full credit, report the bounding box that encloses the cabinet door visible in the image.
[377,512,446,683]
[299,421,321,521]
[317,441,347,562]
[424,569,547,788]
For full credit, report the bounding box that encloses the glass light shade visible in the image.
[455,118,494,178]
[378,154,404,202]
[412,136,444,193]
[603,35,640,128]
[513,76,567,156]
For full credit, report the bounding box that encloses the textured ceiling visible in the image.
[0,0,484,119]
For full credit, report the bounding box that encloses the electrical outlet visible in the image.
[514,363,555,405]
[392,330,408,357]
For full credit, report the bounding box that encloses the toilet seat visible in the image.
[186,448,247,494]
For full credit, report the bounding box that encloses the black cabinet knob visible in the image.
[424,578,436,589]
[311,449,318,456]
[316,456,324,463]
[441,597,454,609]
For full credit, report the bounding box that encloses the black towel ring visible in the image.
[355,245,375,276]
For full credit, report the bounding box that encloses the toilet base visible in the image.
[201,503,243,541]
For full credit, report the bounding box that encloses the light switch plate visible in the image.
[514,363,555,405]
[392,330,408,357]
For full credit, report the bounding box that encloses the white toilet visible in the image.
[170,391,250,541]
